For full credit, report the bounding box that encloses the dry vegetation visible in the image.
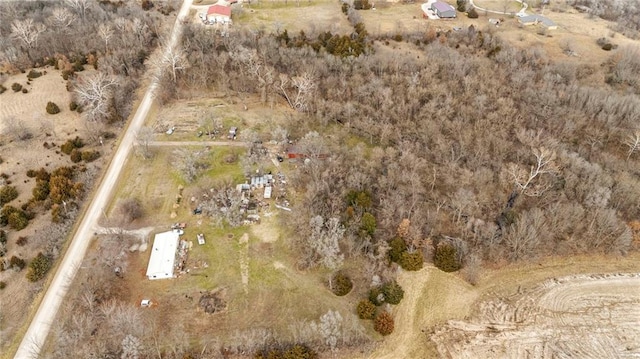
[3,0,640,358]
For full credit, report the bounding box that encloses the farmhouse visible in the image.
[146,231,180,280]
[207,5,232,24]
[431,1,456,18]
[518,14,557,29]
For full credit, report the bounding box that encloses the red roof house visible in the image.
[206,5,232,23]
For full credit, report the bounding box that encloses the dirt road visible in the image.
[12,1,194,358]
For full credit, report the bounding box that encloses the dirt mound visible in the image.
[198,287,227,314]
[431,273,640,358]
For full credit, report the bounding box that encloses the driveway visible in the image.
[12,1,194,358]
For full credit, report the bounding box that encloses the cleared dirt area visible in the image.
[432,273,640,358]
[363,253,640,359]
[235,0,354,34]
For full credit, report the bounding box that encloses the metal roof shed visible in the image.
[431,1,456,18]
[146,231,180,280]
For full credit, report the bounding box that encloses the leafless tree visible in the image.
[507,147,558,197]
[136,126,155,159]
[10,19,47,49]
[74,72,119,122]
[625,130,640,160]
[277,72,316,112]
[156,44,188,83]
[304,216,345,269]
[65,0,90,22]
[48,7,76,31]
[310,310,343,351]
[172,148,209,183]
[98,24,114,54]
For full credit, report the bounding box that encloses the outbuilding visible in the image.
[207,5,232,24]
[146,231,180,280]
[431,1,456,18]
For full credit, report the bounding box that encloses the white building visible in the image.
[146,231,180,280]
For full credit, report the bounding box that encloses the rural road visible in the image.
[13,0,194,358]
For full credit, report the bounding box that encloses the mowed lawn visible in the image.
[235,0,354,35]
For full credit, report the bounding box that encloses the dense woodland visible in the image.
[2,0,640,358]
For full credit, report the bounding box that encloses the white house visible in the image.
[146,231,180,280]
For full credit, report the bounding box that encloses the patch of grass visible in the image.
[203,146,247,183]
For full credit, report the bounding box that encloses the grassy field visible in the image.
[234,0,354,35]
[358,4,428,36]
[474,0,523,13]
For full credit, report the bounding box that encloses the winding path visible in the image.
[468,0,528,16]
[12,1,194,358]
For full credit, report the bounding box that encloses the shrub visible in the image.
[0,281,5,289]
[8,210,29,230]
[330,271,353,296]
[81,150,100,162]
[10,255,26,271]
[381,280,404,305]
[70,149,82,163]
[46,101,61,114]
[11,83,22,92]
[254,344,317,359]
[0,186,19,206]
[22,88,28,94]
[0,84,6,94]
[0,229,6,244]
[354,0,372,10]
[360,212,377,237]
[602,43,613,51]
[467,7,478,18]
[434,242,461,272]
[69,101,78,111]
[32,180,50,201]
[399,250,424,271]
[357,299,377,319]
[16,236,28,246]
[27,69,42,79]
[118,198,144,223]
[388,237,407,263]
[26,252,52,282]
[374,311,394,336]
[60,137,84,155]
[368,286,385,306]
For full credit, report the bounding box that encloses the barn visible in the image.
[431,1,456,18]
[146,231,180,280]
[206,5,232,24]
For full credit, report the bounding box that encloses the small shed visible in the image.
[197,233,205,245]
[431,1,456,18]
[228,126,238,139]
[264,186,272,199]
[140,299,152,307]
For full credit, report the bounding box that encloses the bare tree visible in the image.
[98,24,114,54]
[155,45,188,83]
[48,7,76,31]
[136,126,155,159]
[277,72,316,112]
[625,130,640,160]
[310,310,343,352]
[74,73,119,122]
[305,216,345,269]
[65,0,90,22]
[11,19,47,49]
[508,147,558,197]
[173,148,209,183]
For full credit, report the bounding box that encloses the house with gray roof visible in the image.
[518,14,557,30]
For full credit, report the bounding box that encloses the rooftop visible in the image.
[146,231,180,280]
[208,5,232,17]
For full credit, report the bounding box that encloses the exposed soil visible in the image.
[432,273,640,358]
